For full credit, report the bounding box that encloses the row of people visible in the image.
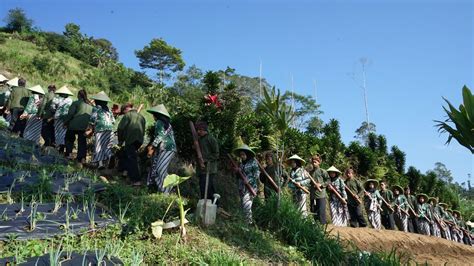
[234,145,472,245]
[1,76,472,245]
[0,76,177,192]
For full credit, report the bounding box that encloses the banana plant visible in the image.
[163,174,191,242]
[435,85,474,153]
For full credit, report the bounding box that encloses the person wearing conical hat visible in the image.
[88,91,115,169]
[287,155,310,217]
[379,181,395,230]
[6,78,30,135]
[63,89,93,163]
[233,144,260,224]
[404,187,419,234]
[117,103,146,185]
[0,75,10,117]
[451,210,467,245]
[327,166,349,227]
[195,121,220,202]
[444,209,461,242]
[452,211,472,246]
[344,168,367,228]
[308,154,329,224]
[20,85,45,144]
[438,203,452,241]
[391,185,409,232]
[38,85,57,147]
[363,179,383,229]
[51,86,74,154]
[428,197,443,238]
[146,104,177,190]
[415,193,432,236]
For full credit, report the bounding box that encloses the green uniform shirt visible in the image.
[197,133,219,174]
[151,120,177,152]
[417,203,431,221]
[380,189,394,214]
[38,91,56,119]
[117,110,146,146]
[90,106,114,132]
[7,86,31,110]
[288,167,310,192]
[328,177,347,200]
[63,99,93,131]
[393,194,408,212]
[310,167,329,199]
[406,194,417,217]
[345,178,364,206]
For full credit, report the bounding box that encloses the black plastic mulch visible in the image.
[0,202,115,240]
[0,251,123,265]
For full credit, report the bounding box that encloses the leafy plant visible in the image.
[163,174,191,241]
[435,85,474,153]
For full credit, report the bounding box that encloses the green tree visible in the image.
[355,121,376,144]
[435,85,474,153]
[3,8,33,33]
[388,145,406,175]
[281,91,323,131]
[406,166,422,193]
[320,119,346,167]
[432,162,454,183]
[135,38,185,83]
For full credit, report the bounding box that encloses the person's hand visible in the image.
[341,198,347,205]
[147,146,154,158]
[19,114,28,120]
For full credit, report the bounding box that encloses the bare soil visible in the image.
[328,225,474,265]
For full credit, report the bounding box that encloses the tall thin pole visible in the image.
[259,60,262,99]
[361,59,370,131]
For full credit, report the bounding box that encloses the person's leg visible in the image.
[76,130,87,162]
[348,205,358,227]
[388,213,395,230]
[241,192,254,224]
[125,143,141,183]
[155,150,175,193]
[64,129,75,157]
[355,204,367,227]
[317,198,327,224]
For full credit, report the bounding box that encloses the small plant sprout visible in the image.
[105,240,124,260]
[18,171,29,183]
[163,174,191,242]
[130,249,144,266]
[95,244,107,266]
[87,199,97,230]
[118,201,131,225]
[6,177,16,205]
[27,197,39,231]
[1,207,8,221]
[71,207,79,220]
[49,240,63,266]
[15,192,25,218]
[52,193,64,214]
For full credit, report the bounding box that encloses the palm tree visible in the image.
[435,85,474,153]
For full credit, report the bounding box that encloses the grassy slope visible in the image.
[0,35,309,264]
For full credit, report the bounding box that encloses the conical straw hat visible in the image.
[56,85,73,96]
[90,91,111,102]
[147,104,170,118]
[286,154,306,164]
[28,85,45,95]
[327,166,342,174]
[364,179,379,189]
[233,144,256,156]
[0,74,8,82]
[7,77,19,86]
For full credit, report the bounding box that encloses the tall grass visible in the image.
[254,194,402,265]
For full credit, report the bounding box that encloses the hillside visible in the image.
[329,225,474,265]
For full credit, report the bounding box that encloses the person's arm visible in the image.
[117,114,130,145]
[63,101,77,125]
[151,121,165,148]
[340,179,347,199]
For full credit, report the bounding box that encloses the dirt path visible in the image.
[328,226,474,265]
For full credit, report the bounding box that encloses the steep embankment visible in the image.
[329,225,474,265]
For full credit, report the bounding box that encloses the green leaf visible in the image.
[163,174,191,188]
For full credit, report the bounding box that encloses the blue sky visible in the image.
[1,0,473,185]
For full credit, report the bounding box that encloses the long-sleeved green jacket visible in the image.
[117,110,146,146]
[197,133,219,175]
[38,90,56,119]
[63,99,93,131]
[7,86,31,110]
[309,167,329,199]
